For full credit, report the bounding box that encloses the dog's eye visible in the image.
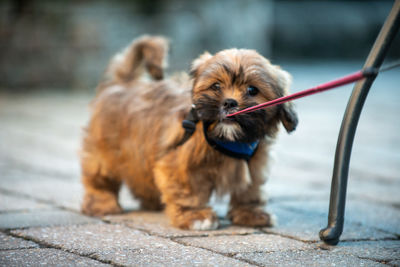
[210,83,221,91]
[247,86,259,96]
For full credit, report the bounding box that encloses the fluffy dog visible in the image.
[81,35,298,230]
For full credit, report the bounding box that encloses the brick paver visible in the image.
[279,199,400,236]
[13,224,253,266]
[334,240,400,261]
[0,232,38,250]
[235,249,387,267]
[263,205,397,242]
[0,191,52,212]
[0,209,99,230]
[0,248,111,266]
[175,234,311,254]
[104,211,261,238]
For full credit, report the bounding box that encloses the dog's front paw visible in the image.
[191,217,219,231]
[228,207,276,227]
[169,207,219,230]
[81,193,122,217]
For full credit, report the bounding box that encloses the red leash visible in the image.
[227,61,399,117]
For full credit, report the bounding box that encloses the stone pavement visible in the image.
[0,63,399,266]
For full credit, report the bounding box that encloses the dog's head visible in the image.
[191,49,298,143]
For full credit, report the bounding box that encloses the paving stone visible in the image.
[0,192,51,212]
[333,240,400,261]
[268,150,399,207]
[262,205,396,242]
[0,128,80,180]
[0,169,83,211]
[235,248,387,267]
[266,151,337,202]
[0,209,99,229]
[109,246,253,266]
[176,233,311,254]
[0,95,88,152]
[274,131,400,188]
[345,201,400,235]
[12,224,253,266]
[0,162,139,213]
[267,175,329,201]
[0,248,110,266]
[390,259,400,266]
[104,211,261,238]
[0,92,90,128]
[279,199,400,235]
[0,232,38,250]
[347,178,400,207]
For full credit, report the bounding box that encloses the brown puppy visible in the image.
[81,35,298,230]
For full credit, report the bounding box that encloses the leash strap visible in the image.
[227,69,372,117]
[227,60,400,118]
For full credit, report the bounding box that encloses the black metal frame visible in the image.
[319,0,400,245]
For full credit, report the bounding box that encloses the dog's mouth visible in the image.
[219,107,239,122]
[220,118,236,124]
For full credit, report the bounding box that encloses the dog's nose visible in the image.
[223,99,238,109]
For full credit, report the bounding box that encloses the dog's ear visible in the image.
[280,102,298,133]
[190,51,212,78]
[273,66,298,133]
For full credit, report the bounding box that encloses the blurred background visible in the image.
[0,0,398,91]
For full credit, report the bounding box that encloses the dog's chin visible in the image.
[199,105,270,143]
[209,120,244,142]
[207,113,272,143]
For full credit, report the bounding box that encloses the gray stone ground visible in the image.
[0,62,399,266]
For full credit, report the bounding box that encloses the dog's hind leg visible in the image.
[137,193,163,211]
[81,174,122,217]
[124,177,163,211]
[81,157,122,217]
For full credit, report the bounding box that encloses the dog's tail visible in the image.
[106,35,169,83]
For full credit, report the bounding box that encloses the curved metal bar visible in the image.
[319,0,400,245]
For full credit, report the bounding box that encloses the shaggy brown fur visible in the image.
[81,35,298,230]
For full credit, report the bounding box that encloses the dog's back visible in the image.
[81,36,191,214]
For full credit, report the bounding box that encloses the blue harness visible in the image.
[203,123,259,161]
[213,139,259,160]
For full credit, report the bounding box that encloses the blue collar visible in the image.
[203,122,259,161]
[213,139,259,159]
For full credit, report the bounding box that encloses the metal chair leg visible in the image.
[319,0,400,246]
